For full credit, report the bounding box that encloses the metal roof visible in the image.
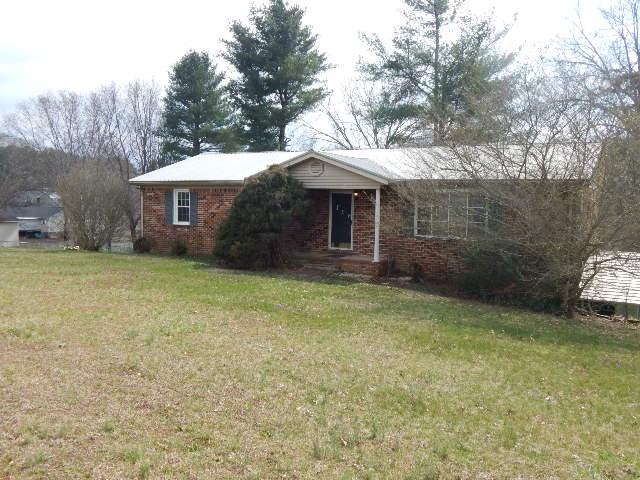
[129,148,434,185]
[581,252,640,305]
[0,206,62,221]
[128,146,594,185]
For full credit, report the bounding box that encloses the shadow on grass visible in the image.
[190,260,640,353]
[21,249,637,353]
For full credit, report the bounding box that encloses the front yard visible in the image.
[0,249,639,479]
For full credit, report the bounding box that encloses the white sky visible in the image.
[0,0,608,120]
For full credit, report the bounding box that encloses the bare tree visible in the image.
[126,81,161,174]
[408,70,640,317]
[3,81,162,242]
[563,0,640,136]
[308,79,423,149]
[0,147,24,208]
[58,163,127,250]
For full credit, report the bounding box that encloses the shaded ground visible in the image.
[0,249,639,479]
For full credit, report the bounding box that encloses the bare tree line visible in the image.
[3,81,161,244]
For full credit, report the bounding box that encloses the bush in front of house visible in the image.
[133,237,152,254]
[172,238,188,256]
[458,240,525,300]
[214,166,312,269]
[458,240,561,312]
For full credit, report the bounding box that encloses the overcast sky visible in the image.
[0,0,607,119]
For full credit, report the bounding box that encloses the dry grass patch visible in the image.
[0,249,639,479]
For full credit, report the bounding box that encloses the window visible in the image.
[414,191,492,238]
[174,189,190,225]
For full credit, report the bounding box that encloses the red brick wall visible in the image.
[304,190,329,251]
[141,186,241,256]
[353,191,375,257]
[141,184,463,281]
[378,187,464,281]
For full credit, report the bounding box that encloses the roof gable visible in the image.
[278,151,389,185]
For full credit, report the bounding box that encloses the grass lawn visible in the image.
[0,249,639,479]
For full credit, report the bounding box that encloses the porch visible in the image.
[284,153,386,268]
[294,250,388,277]
[296,188,384,274]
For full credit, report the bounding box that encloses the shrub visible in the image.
[458,240,561,312]
[133,237,152,254]
[458,241,525,300]
[172,239,188,256]
[214,166,311,269]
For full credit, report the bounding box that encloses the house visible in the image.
[0,190,65,238]
[581,252,640,319]
[130,149,493,279]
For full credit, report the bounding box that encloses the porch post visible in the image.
[374,187,381,263]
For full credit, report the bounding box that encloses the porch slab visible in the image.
[295,251,387,277]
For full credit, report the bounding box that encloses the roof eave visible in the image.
[129,180,245,187]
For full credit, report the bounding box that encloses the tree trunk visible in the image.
[193,130,201,155]
[278,125,286,151]
[129,220,138,244]
[560,279,580,318]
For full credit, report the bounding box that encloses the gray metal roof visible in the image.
[129,146,593,185]
[129,148,439,185]
[0,205,62,221]
[581,252,640,305]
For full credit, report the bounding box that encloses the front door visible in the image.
[330,192,352,249]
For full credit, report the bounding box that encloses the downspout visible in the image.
[139,187,144,238]
[374,187,381,263]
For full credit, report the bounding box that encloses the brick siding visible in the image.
[378,188,464,281]
[141,186,241,257]
[141,185,463,281]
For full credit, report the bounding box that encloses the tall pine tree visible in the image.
[362,0,514,144]
[224,0,330,151]
[160,51,237,165]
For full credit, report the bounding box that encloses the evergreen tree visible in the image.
[224,0,330,151]
[160,51,237,164]
[214,166,311,268]
[362,0,514,144]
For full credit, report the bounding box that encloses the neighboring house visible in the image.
[130,149,490,279]
[581,252,640,319]
[0,190,65,238]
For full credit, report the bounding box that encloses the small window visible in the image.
[174,189,190,225]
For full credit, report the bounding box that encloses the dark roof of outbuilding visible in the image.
[0,205,62,220]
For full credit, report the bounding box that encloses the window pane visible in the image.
[416,206,430,236]
[177,206,190,223]
[432,193,449,222]
[177,191,190,207]
[468,207,486,225]
[449,192,466,237]
[467,193,485,209]
[431,220,449,237]
[399,199,415,236]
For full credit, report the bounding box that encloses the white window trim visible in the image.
[173,189,191,226]
[413,190,490,239]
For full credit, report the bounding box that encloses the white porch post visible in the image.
[374,187,381,263]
